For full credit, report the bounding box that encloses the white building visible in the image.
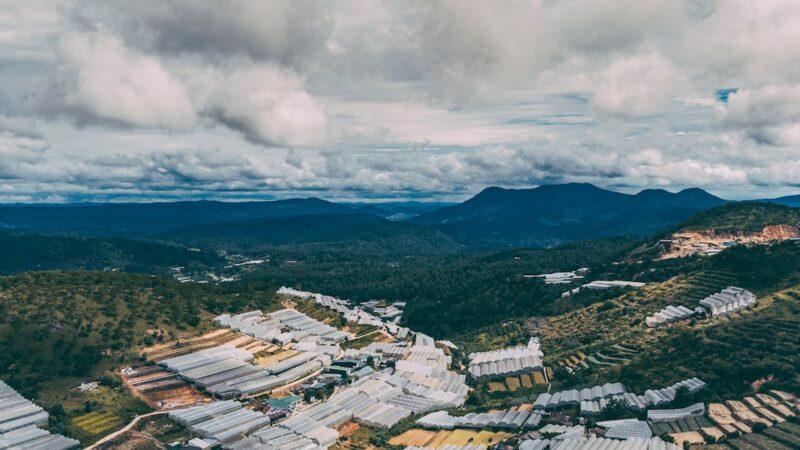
[699,286,757,318]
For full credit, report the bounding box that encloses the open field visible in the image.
[72,411,125,436]
[389,428,514,448]
[122,365,208,409]
[142,329,279,362]
[340,329,394,350]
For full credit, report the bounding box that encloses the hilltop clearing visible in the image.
[630,202,800,260]
[659,224,799,259]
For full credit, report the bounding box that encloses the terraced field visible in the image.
[72,410,125,436]
[559,343,640,371]
[542,271,737,363]
[620,294,800,396]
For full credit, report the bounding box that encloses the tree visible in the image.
[671,386,694,408]
[598,398,639,421]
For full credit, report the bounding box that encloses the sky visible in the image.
[1,0,800,203]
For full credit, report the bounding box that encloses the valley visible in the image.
[1,188,800,450]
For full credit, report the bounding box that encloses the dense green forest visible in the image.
[0,272,279,397]
[244,236,641,335]
[163,213,468,255]
[676,201,800,232]
[0,232,222,274]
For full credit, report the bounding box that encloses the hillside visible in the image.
[162,213,467,255]
[536,239,800,400]
[412,183,726,247]
[677,201,800,232]
[248,236,641,336]
[0,232,223,274]
[0,272,277,397]
[0,198,354,237]
[633,202,800,260]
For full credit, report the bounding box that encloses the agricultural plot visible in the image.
[72,411,125,436]
[488,382,507,393]
[122,364,209,409]
[505,376,521,391]
[621,297,800,397]
[519,373,533,388]
[542,271,736,363]
[340,329,394,350]
[453,322,531,356]
[560,343,640,371]
[699,392,800,449]
[649,415,713,435]
[389,429,437,447]
[141,329,238,360]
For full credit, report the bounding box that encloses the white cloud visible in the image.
[204,65,328,147]
[0,0,799,201]
[56,31,195,127]
[715,85,800,145]
[592,53,679,117]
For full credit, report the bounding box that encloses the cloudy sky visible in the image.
[1,0,800,202]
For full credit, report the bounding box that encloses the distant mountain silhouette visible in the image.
[412,183,727,246]
[760,194,800,208]
[0,198,354,236]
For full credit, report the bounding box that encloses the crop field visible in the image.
[542,270,737,362]
[256,350,299,367]
[122,364,209,409]
[488,382,506,392]
[340,329,392,350]
[453,321,530,355]
[389,429,437,446]
[519,373,533,388]
[142,329,238,360]
[72,410,125,436]
[96,430,165,450]
[505,376,520,391]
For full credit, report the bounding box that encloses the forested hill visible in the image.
[0,232,222,274]
[160,213,467,254]
[0,198,353,236]
[0,271,279,397]
[675,201,800,232]
[411,183,727,247]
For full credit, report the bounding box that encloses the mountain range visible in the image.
[2,183,800,248]
[412,183,727,246]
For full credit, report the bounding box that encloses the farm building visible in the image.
[519,436,680,450]
[699,286,756,317]
[524,270,585,284]
[583,280,646,289]
[215,308,353,344]
[645,305,699,328]
[0,380,81,449]
[562,280,646,297]
[156,342,332,398]
[647,403,706,422]
[468,337,544,380]
[533,382,626,411]
[416,407,543,431]
[596,419,653,439]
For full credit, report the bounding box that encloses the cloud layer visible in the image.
[1,0,800,201]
